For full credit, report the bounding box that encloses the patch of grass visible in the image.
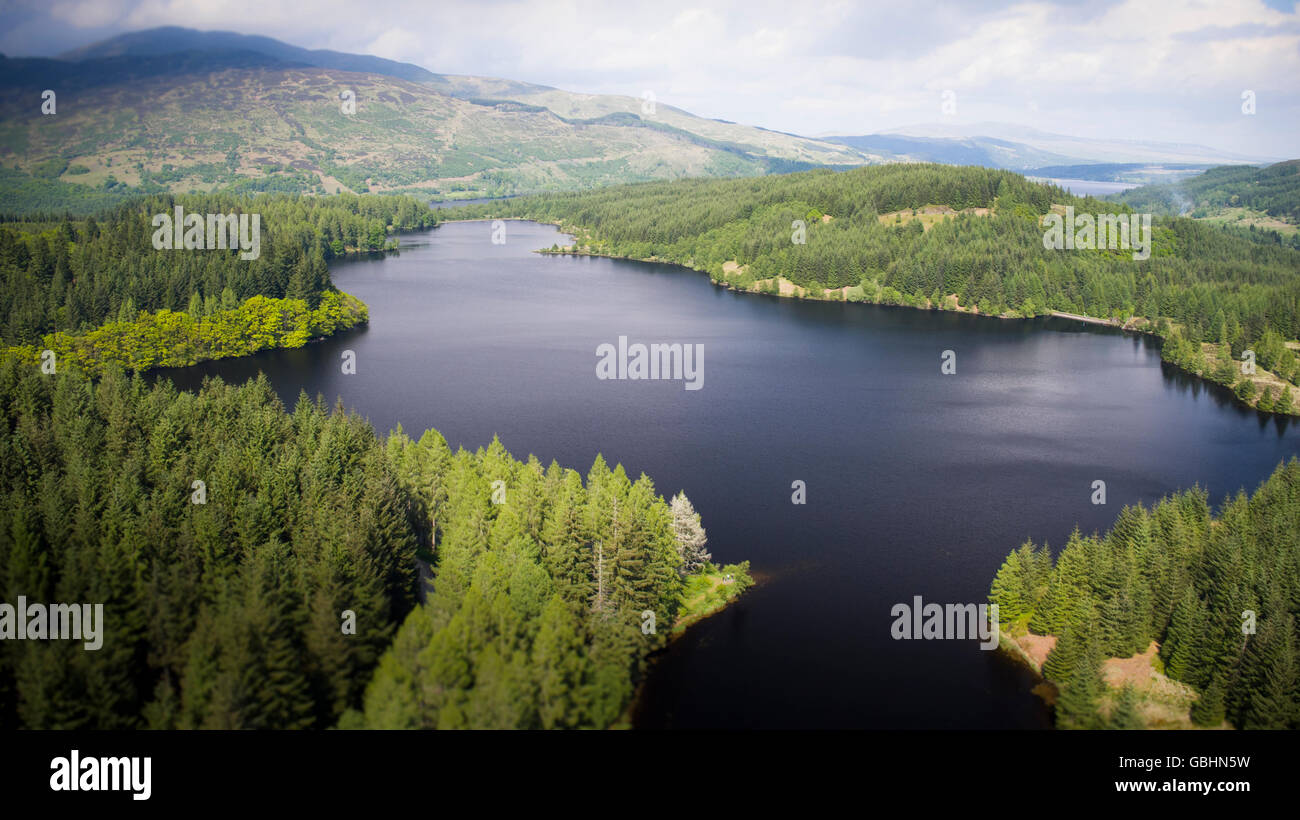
[674,561,753,635]
[1197,206,1298,235]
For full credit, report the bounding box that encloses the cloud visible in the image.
[1,0,1296,155]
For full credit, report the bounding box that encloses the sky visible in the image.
[1,0,1298,157]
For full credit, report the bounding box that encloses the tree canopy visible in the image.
[0,362,741,729]
[990,459,1300,729]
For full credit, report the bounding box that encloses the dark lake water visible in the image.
[154,220,1300,729]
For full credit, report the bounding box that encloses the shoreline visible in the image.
[1,290,369,379]
[997,625,1214,729]
[519,231,1298,418]
[614,564,756,729]
[670,564,756,639]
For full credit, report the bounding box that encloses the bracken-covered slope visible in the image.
[0,29,868,209]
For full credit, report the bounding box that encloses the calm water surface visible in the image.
[1033,178,1140,197]
[155,221,1299,729]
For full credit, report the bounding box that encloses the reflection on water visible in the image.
[152,221,1298,729]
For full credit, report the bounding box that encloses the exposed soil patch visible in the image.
[1019,632,1056,670]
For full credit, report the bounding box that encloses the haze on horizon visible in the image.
[1,0,1298,158]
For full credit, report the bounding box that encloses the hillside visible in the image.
[0,31,868,212]
[52,26,873,169]
[0,56,784,205]
[825,132,1075,170]
[877,122,1274,167]
[2,27,1271,216]
[1110,160,1300,230]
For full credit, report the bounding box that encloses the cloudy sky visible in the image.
[2,0,1298,156]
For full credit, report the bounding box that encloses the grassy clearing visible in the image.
[674,562,754,635]
[1098,644,1209,729]
[1198,342,1298,415]
[877,204,992,231]
[1197,206,1298,235]
[1001,622,1214,729]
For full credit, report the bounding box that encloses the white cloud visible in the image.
[2,0,1296,155]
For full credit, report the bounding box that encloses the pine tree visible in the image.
[1030,530,1088,634]
[670,491,710,576]
[989,548,1028,621]
[1244,616,1299,729]
[1043,599,1097,684]
[541,468,593,605]
[532,595,588,729]
[1191,671,1228,727]
[1162,587,1207,686]
[1108,684,1145,729]
[1055,640,1105,730]
[1277,386,1294,414]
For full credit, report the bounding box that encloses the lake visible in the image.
[154,220,1300,729]
[1032,178,1141,197]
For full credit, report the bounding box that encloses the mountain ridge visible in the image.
[0,26,1273,208]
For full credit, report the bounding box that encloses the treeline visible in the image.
[990,459,1300,729]
[2,291,367,377]
[1112,160,1300,223]
[0,192,438,348]
[0,167,134,218]
[342,434,750,729]
[464,163,1300,411]
[461,164,1300,339]
[1160,325,1297,414]
[0,363,743,728]
[467,163,1064,250]
[0,365,418,729]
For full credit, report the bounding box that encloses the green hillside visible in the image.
[0,47,865,214]
[1112,160,1300,229]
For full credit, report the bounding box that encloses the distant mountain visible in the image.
[0,27,1272,212]
[879,122,1275,167]
[52,28,880,168]
[57,26,445,84]
[823,123,1272,179]
[823,133,1073,170]
[0,28,873,209]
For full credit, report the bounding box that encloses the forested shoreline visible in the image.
[0,362,749,728]
[0,188,755,730]
[2,165,1292,731]
[990,458,1300,730]
[0,192,438,375]
[2,291,368,376]
[455,163,1300,416]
